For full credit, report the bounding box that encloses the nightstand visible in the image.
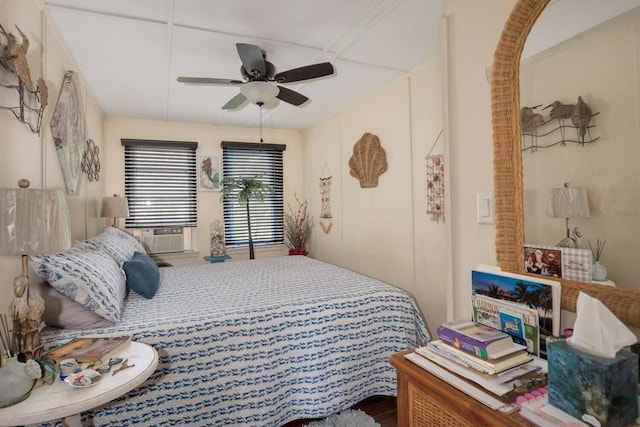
[204,255,231,263]
[390,350,534,426]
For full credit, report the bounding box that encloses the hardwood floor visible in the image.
[282,395,397,427]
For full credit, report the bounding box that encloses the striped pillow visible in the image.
[89,227,146,266]
[30,242,126,322]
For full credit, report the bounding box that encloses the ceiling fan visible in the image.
[177,43,335,110]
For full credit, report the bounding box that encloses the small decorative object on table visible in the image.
[284,195,313,256]
[589,239,607,281]
[42,336,131,364]
[0,314,41,408]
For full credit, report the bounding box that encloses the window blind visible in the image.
[222,141,286,247]
[122,139,198,228]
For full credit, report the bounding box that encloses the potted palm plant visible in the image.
[220,175,272,260]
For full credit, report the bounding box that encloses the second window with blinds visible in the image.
[221,141,286,251]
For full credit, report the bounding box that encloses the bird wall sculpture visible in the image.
[572,96,593,143]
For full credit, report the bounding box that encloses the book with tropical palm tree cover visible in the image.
[471,267,561,359]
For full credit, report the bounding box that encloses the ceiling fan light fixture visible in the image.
[240,81,279,105]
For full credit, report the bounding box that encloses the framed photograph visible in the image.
[199,155,221,191]
[524,244,592,282]
[523,244,563,279]
[558,247,592,282]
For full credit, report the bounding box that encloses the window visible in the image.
[221,141,285,248]
[122,139,198,228]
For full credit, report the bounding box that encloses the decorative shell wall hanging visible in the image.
[426,154,445,223]
[319,176,333,234]
[348,132,387,188]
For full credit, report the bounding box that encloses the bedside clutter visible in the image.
[547,292,638,427]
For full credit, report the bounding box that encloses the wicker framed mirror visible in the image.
[491,0,640,327]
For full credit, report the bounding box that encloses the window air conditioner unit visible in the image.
[142,227,184,254]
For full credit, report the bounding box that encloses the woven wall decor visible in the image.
[319,176,333,234]
[426,154,444,223]
[81,139,100,182]
[348,132,387,188]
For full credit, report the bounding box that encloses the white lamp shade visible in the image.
[0,188,71,255]
[240,82,279,105]
[547,186,590,219]
[101,196,129,219]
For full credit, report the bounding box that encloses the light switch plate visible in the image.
[477,192,494,224]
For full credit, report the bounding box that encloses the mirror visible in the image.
[520,1,640,290]
[491,0,640,327]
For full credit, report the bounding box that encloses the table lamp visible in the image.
[547,182,590,239]
[101,194,129,228]
[0,179,71,359]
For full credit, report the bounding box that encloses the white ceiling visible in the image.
[43,0,640,131]
[43,0,445,130]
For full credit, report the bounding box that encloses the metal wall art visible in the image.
[0,24,48,134]
[50,71,86,195]
[81,139,100,182]
[521,96,599,152]
[348,132,387,188]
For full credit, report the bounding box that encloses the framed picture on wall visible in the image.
[199,155,221,191]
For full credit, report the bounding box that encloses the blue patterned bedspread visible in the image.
[37,256,429,426]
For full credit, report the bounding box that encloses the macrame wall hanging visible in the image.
[426,130,445,223]
[319,162,333,234]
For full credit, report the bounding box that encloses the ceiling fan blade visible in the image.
[222,93,248,110]
[276,86,308,106]
[177,77,242,85]
[236,43,266,77]
[274,62,334,83]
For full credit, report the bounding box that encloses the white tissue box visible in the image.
[548,340,638,427]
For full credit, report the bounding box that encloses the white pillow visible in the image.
[89,227,146,266]
[30,278,115,329]
[29,243,126,322]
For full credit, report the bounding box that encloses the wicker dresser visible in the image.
[390,351,535,426]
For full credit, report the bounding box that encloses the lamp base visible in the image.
[8,266,45,360]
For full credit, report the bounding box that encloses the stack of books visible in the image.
[409,319,547,413]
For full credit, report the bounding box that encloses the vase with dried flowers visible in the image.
[589,239,607,281]
[285,195,314,256]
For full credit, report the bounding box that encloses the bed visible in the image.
[30,230,429,426]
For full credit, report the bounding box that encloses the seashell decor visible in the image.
[349,133,387,188]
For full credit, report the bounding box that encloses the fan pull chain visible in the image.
[259,103,263,143]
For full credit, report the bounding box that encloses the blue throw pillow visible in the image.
[123,251,160,299]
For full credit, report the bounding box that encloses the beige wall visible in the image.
[0,0,105,307]
[443,0,515,321]
[103,117,304,262]
[521,10,640,289]
[302,57,446,335]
